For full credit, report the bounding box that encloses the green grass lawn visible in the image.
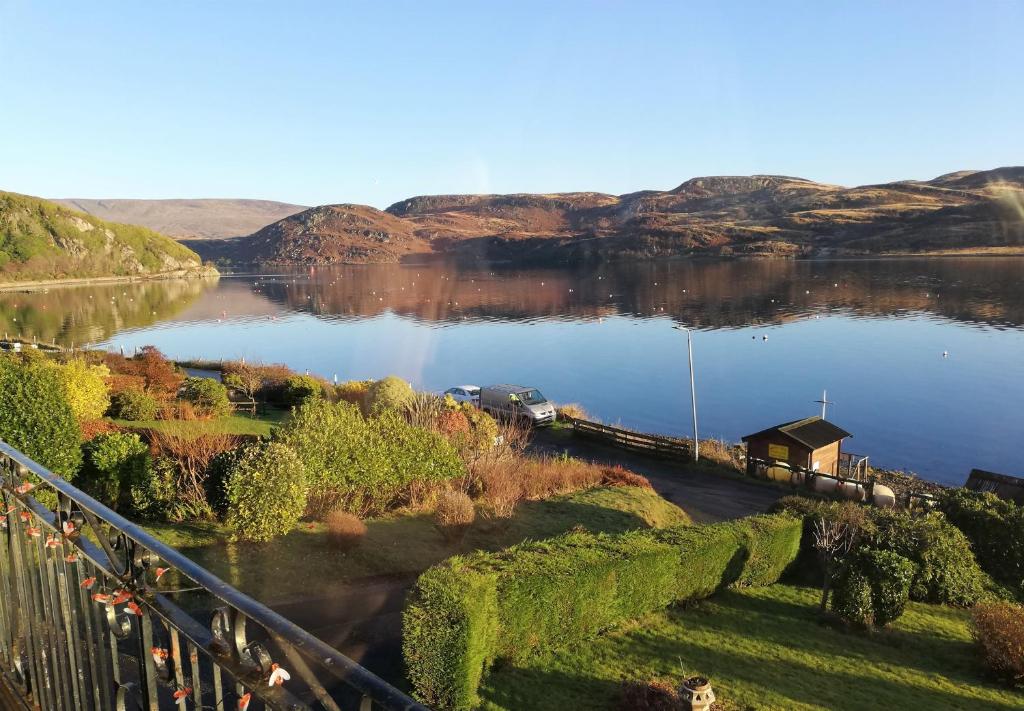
[112,407,290,438]
[146,485,689,603]
[480,584,1022,710]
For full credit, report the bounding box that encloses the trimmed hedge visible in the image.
[402,514,801,710]
[832,548,914,627]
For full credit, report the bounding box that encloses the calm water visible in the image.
[2,258,1023,485]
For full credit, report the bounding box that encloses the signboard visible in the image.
[768,443,789,460]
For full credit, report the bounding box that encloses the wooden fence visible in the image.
[568,418,693,459]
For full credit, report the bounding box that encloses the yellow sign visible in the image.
[768,443,789,460]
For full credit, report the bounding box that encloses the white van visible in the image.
[479,384,556,427]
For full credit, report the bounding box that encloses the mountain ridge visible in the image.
[194,167,1022,265]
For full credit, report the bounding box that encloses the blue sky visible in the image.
[1,1,1021,207]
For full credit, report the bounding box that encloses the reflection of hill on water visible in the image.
[251,259,1024,331]
[0,279,214,345]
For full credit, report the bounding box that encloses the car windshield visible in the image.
[518,389,546,405]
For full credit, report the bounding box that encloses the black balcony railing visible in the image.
[0,440,426,711]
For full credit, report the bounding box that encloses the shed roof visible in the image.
[742,416,851,450]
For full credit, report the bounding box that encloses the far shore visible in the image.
[0,267,220,292]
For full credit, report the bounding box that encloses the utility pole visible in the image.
[674,325,699,462]
[815,389,833,419]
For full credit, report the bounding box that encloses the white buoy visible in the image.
[943,351,949,358]
[763,334,768,341]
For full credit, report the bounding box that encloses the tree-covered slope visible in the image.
[0,191,214,282]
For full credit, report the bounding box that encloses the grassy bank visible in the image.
[112,408,289,437]
[147,485,689,602]
[480,584,1020,710]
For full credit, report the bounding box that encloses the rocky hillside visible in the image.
[54,198,307,240]
[191,167,1024,265]
[0,192,215,283]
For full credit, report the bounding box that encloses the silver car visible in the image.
[444,385,481,406]
[479,384,557,426]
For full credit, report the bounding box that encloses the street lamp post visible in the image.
[674,325,699,462]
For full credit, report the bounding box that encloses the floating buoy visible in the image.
[943,351,949,358]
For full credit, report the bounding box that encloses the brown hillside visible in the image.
[187,167,1024,264]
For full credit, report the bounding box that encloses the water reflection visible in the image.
[249,258,1024,330]
[0,278,214,346]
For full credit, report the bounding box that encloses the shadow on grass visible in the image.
[481,587,1022,711]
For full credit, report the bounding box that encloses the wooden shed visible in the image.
[964,469,1024,504]
[742,416,851,477]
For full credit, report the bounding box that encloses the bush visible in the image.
[868,509,986,605]
[276,400,464,516]
[129,456,178,520]
[365,375,414,416]
[971,602,1024,685]
[79,418,120,441]
[0,356,82,478]
[50,358,110,422]
[324,510,367,552]
[832,548,914,627]
[402,513,801,709]
[554,403,590,421]
[224,441,307,543]
[435,489,475,542]
[335,379,372,407]
[115,346,182,397]
[110,389,159,421]
[436,410,471,438]
[78,432,151,510]
[281,374,324,407]
[601,466,653,489]
[180,376,231,418]
[939,488,1024,594]
[148,431,238,521]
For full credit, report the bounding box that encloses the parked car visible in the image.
[444,385,481,405]
[479,384,556,427]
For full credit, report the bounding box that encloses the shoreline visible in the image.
[0,267,220,292]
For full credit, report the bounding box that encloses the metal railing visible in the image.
[0,440,427,711]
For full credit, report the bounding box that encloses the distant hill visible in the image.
[53,198,307,240]
[193,167,1024,265]
[0,191,215,284]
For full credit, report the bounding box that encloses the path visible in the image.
[528,428,784,523]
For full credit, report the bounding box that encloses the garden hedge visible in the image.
[402,513,801,710]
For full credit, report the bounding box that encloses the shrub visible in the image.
[868,509,986,605]
[436,410,471,438]
[939,488,1024,594]
[832,548,914,627]
[80,418,120,441]
[601,466,653,489]
[435,489,476,542]
[335,379,372,407]
[180,377,231,418]
[148,431,238,521]
[276,400,464,516]
[616,679,679,711]
[119,346,182,397]
[78,432,151,510]
[224,441,307,543]
[365,375,414,416]
[324,510,368,552]
[0,356,82,478]
[129,456,178,520]
[971,602,1024,684]
[110,389,159,421]
[402,514,801,709]
[281,374,324,407]
[554,403,590,421]
[50,358,110,422]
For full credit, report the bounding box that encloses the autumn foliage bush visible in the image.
[971,601,1024,685]
[324,510,368,552]
[434,489,476,542]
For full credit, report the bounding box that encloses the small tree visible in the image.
[813,516,859,611]
[223,361,264,399]
[225,441,307,542]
